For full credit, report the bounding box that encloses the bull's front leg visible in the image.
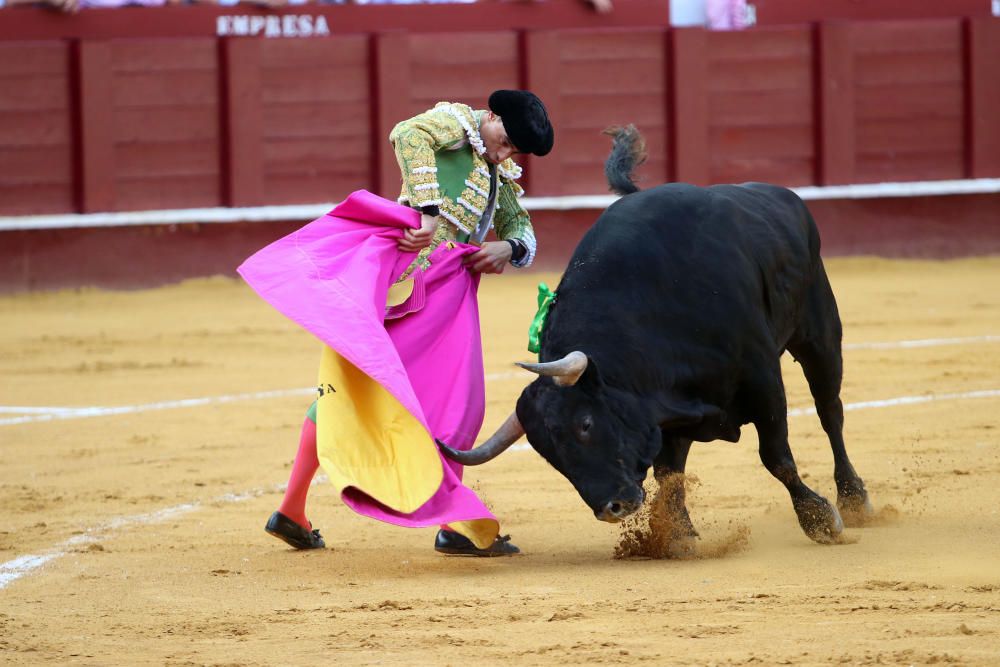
[651,435,698,557]
[754,417,844,544]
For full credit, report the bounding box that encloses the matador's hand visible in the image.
[464,241,513,274]
[398,214,439,253]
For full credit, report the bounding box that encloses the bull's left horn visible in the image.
[436,412,525,466]
[516,350,588,387]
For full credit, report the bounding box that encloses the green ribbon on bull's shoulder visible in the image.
[527,282,556,357]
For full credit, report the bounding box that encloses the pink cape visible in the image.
[237,190,497,536]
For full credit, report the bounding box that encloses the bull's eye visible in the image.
[575,414,593,441]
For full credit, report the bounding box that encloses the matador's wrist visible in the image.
[506,239,527,263]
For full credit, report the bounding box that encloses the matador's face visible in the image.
[479,111,520,165]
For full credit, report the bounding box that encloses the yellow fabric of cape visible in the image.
[315,345,443,515]
[446,519,498,550]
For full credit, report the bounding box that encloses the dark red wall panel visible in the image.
[1,12,998,219]
[0,42,74,215]
[671,28,708,184]
[808,193,1000,258]
[968,19,1000,178]
[407,32,520,116]
[257,36,371,204]
[555,29,669,195]
[752,0,992,26]
[705,27,815,186]
[851,20,965,183]
[108,38,221,211]
[522,30,562,196]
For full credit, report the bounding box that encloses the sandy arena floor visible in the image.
[1,256,999,666]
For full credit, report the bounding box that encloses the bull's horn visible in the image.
[516,351,588,387]
[436,412,525,466]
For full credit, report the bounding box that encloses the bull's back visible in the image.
[552,182,821,371]
[567,182,817,294]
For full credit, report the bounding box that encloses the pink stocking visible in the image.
[278,417,319,530]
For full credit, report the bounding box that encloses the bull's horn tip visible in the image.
[435,438,460,455]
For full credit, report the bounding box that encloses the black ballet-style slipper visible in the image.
[433,529,520,557]
[265,511,325,550]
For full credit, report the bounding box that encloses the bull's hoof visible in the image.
[837,491,875,528]
[665,534,698,559]
[793,496,844,544]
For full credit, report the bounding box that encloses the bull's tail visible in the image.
[603,125,647,195]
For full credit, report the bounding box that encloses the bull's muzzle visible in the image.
[595,498,643,523]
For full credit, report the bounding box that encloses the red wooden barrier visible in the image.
[853,21,965,183]
[751,0,994,26]
[817,22,854,185]
[968,19,1000,178]
[705,26,815,185]
[0,41,75,215]
[542,28,670,193]
[258,36,372,205]
[0,7,999,217]
[221,37,263,207]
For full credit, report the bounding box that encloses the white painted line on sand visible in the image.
[0,375,522,426]
[0,485,281,590]
[787,388,1000,417]
[843,335,1000,350]
[0,555,61,589]
[2,384,997,590]
[0,388,315,426]
[3,334,996,426]
[0,406,86,414]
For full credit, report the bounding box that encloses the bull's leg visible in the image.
[787,265,874,526]
[755,414,844,544]
[747,365,843,543]
[650,435,698,557]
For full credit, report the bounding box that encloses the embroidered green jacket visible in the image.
[389,102,537,274]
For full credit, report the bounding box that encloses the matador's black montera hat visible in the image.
[488,90,554,157]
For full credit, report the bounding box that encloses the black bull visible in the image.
[438,127,874,545]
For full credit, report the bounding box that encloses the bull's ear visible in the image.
[576,355,605,391]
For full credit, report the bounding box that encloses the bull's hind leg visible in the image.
[749,368,843,544]
[787,265,874,526]
[755,409,844,544]
[652,435,698,557]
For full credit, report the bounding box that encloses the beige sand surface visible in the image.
[1,257,999,666]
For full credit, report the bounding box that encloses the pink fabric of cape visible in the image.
[237,190,495,530]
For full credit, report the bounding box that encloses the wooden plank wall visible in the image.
[704,27,815,186]
[72,38,220,212]
[407,32,519,115]
[257,37,371,204]
[109,39,221,211]
[0,42,74,215]
[1,18,999,216]
[542,29,669,195]
[751,0,993,25]
[221,36,373,207]
[851,20,965,183]
[968,20,1000,178]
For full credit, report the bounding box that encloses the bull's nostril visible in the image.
[609,502,622,515]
